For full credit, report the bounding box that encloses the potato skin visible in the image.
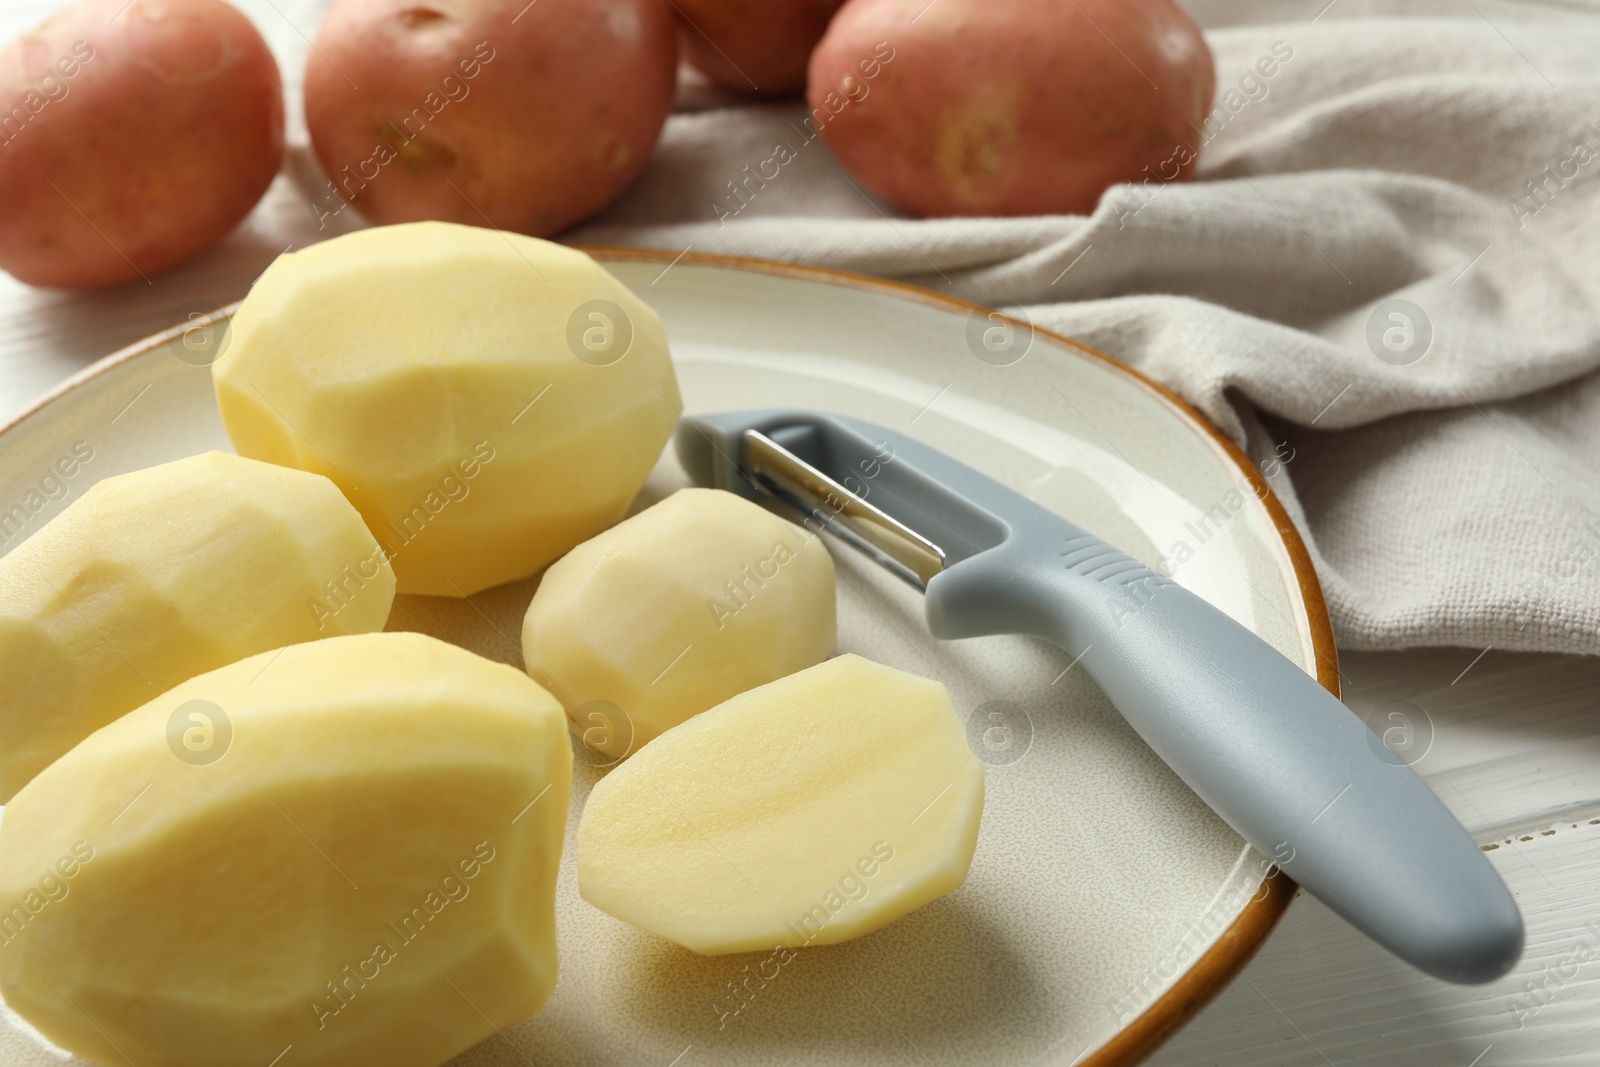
[808,0,1215,217]
[305,0,678,236]
[674,0,844,95]
[0,0,284,290]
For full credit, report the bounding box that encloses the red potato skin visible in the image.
[0,0,284,290]
[305,0,678,237]
[808,0,1215,217]
[674,0,845,95]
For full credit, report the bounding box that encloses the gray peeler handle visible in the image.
[926,531,1524,985]
[675,407,1523,983]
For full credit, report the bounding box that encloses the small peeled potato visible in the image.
[578,654,984,954]
[523,487,836,758]
[212,221,682,596]
[0,451,394,801]
[0,0,284,289]
[0,632,571,1067]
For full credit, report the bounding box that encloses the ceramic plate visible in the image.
[0,252,1328,1067]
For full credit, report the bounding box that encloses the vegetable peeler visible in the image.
[675,408,1523,985]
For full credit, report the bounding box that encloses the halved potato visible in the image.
[578,654,984,954]
[0,631,571,1067]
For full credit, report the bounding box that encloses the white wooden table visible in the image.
[4,3,1597,1065]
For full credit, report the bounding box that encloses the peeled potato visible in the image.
[523,487,836,758]
[212,221,682,596]
[808,0,1215,216]
[0,0,284,289]
[578,654,984,954]
[0,632,571,1067]
[0,451,393,802]
[305,0,677,235]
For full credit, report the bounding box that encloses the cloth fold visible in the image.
[567,0,1600,657]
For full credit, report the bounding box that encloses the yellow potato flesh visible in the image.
[0,450,394,801]
[578,654,984,954]
[0,632,571,1067]
[523,487,836,758]
[211,221,682,596]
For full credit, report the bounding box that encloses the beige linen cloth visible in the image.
[560,0,1600,658]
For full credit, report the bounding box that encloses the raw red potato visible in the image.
[807,0,1215,217]
[0,0,284,289]
[305,0,678,236]
[674,0,845,95]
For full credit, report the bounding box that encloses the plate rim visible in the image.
[0,248,1317,1067]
